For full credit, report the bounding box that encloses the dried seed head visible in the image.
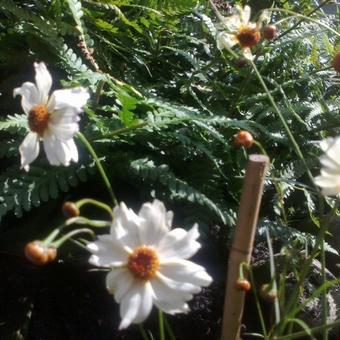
[24,241,57,266]
[263,25,277,40]
[332,52,340,73]
[235,278,251,291]
[62,201,80,218]
[234,130,254,148]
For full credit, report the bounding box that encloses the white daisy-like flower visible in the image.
[314,137,340,195]
[217,5,262,60]
[87,200,212,330]
[14,62,90,171]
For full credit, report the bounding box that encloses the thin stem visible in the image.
[249,267,268,338]
[164,316,176,340]
[42,225,64,245]
[138,324,150,340]
[65,216,111,228]
[76,198,114,218]
[158,309,166,340]
[97,122,147,140]
[249,60,315,187]
[77,132,118,206]
[52,228,95,248]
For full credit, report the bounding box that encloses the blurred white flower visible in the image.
[314,137,340,195]
[14,62,89,171]
[87,200,212,330]
[217,5,263,60]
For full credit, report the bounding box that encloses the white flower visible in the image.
[14,62,90,171]
[314,137,340,195]
[217,5,262,60]
[87,200,212,330]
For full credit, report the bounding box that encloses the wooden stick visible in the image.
[221,154,269,340]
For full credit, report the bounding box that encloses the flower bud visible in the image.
[235,278,251,291]
[234,130,254,148]
[235,58,248,68]
[259,283,277,302]
[332,52,340,73]
[263,25,277,40]
[24,241,57,266]
[62,201,80,218]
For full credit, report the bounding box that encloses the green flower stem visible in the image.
[249,60,315,187]
[75,198,114,218]
[249,267,268,338]
[42,225,64,246]
[77,132,118,206]
[164,316,176,340]
[274,319,340,340]
[98,122,147,140]
[51,228,95,248]
[65,216,111,228]
[138,324,150,340]
[158,309,166,340]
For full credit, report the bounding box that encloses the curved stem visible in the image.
[52,228,95,248]
[76,198,114,218]
[65,216,111,228]
[77,132,118,206]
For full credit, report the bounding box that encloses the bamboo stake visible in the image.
[221,154,269,340]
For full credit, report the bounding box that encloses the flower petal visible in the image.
[150,275,192,315]
[106,268,134,303]
[34,62,52,104]
[43,134,78,166]
[49,107,80,125]
[49,121,79,141]
[14,82,39,114]
[217,32,238,51]
[87,235,129,267]
[51,87,90,112]
[242,47,254,60]
[19,132,40,171]
[138,200,172,246]
[222,15,241,32]
[158,224,201,260]
[119,281,153,329]
[241,5,251,24]
[159,259,212,287]
[111,202,142,250]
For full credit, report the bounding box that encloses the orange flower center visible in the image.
[237,26,261,48]
[28,105,50,136]
[128,246,160,280]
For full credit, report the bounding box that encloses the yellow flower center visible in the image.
[128,246,160,280]
[28,104,50,136]
[237,26,261,48]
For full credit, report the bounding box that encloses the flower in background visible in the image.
[217,5,268,60]
[87,200,212,330]
[14,62,89,171]
[314,137,340,195]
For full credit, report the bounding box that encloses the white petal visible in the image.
[119,281,152,329]
[158,224,201,260]
[138,200,171,246]
[150,276,192,315]
[159,259,212,287]
[242,48,255,60]
[217,32,238,51]
[51,87,90,112]
[222,15,241,32]
[241,5,251,24]
[19,132,40,171]
[106,268,134,303]
[14,82,39,114]
[65,139,78,163]
[111,202,142,250]
[34,62,52,104]
[314,173,340,196]
[48,122,79,141]
[49,107,80,125]
[87,235,129,267]
[42,133,60,165]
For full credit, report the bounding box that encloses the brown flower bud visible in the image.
[234,130,254,148]
[235,58,248,68]
[332,52,340,73]
[263,25,277,40]
[259,283,277,302]
[24,241,57,266]
[235,278,251,291]
[62,201,80,218]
